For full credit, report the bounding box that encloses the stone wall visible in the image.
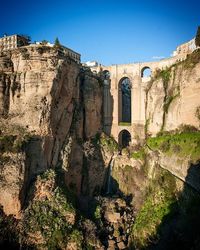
[92,54,187,144]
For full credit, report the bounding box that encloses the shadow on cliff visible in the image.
[74,135,129,214]
[19,136,48,209]
[63,68,115,201]
[77,149,134,249]
[131,162,200,250]
[101,70,114,136]
[0,206,19,250]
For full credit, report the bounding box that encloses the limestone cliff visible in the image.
[146,49,200,135]
[0,45,103,218]
[0,46,200,250]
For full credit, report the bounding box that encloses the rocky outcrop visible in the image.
[146,50,200,135]
[96,197,135,249]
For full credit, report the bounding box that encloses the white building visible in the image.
[172,38,197,57]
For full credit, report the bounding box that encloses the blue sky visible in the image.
[1,0,199,65]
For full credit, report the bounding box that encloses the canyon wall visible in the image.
[0,45,104,217]
[0,46,200,249]
[146,51,200,135]
[1,47,200,217]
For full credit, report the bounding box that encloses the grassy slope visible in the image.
[147,131,200,163]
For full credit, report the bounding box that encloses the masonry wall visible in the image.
[93,54,186,144]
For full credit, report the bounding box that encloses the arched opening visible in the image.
[102,70,110,80]
[118,77,131,123]
[118,130,131,148]
[141,66,151,78]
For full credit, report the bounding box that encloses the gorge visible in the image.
[0,39,200,250]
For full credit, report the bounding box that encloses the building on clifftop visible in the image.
[0,34,30,51]
[0,34,81,63]
[172,38,196,57]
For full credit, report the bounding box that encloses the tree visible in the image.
[41,40,48,45]
[20,34,31,43]
[54,37,61,48]
[195,26,200,47]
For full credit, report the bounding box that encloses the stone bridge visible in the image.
[91,55,186,147]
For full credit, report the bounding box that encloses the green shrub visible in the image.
[68,229,83,248]
[99,133,118,153]
[163,94,179,114]
[160,69,171,90]
[131,147,146,160]
[94,205,101,220]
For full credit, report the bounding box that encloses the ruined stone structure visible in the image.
[90,51,191,146]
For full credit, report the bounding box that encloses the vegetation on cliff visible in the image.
[146,48,200,134]
[130,164,200,250]
[98,133,119,154]
[0,123,32,153]
[147,129,200,163]
[22,170,83,250]
[0,36,200,249]
[128,119,200,249]
[131,147,146,161]
[130,168,177,249]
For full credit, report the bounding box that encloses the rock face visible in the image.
[96,197,135,249]
[146,53,200,135]
[0,46,200,249]
[0,151,25,217]
[0,45,103,217]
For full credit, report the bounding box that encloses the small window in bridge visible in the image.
[141,67,151,78]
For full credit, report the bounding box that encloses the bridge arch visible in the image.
[141,66,151,78]
[118,77,132,124]
[118,129,131,148]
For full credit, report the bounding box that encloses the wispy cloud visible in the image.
[152,56,165,60]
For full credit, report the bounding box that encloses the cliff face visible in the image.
[143,50,200,193]
[0,46,200,249]
[0,46,103,217]
[146,50,200,135]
